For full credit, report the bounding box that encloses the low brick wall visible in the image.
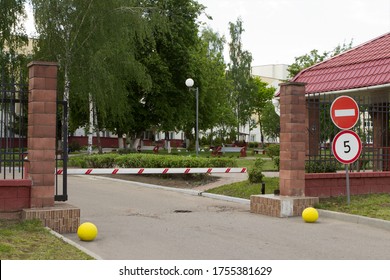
[305,172,390,197]
[250,195,319,217]
[22,203,80,233]
[0,179,31,213]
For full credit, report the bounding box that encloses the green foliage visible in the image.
[0,0,27,51]
[248,142,259,148]
[68,141,81,152]
[264,144,280,170]
[316,194,390,221]
[226,17,254,132]
[261,102,280,140]
[265,144,280,158]
[248,158,264,183]
[272,156,280,171]
[305,160,340,173]
[0,219,93,260]
[251,77,276,145]
[207,177,280,199]
[68,154,237,169]
[287,41,353,78]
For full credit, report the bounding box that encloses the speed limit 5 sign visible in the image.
[332,130,362,164]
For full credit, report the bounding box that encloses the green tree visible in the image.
[287,40,353,78]
[251,77,275,146]
[0,0,29,73]
[0,0,27,51]
[32,0,154,151]
[226,17,253,140]
[261,101,280,141]
[129,0,205,148]
[182,27,234,146]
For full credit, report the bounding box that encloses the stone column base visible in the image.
[250,194,319,217]
[22,203,80,233]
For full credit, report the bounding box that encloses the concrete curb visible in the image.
[46,227,103,260]
[317,209,390,231]
[201,192,250,205]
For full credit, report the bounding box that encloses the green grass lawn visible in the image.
[0,219,94,260]
[207,177,390,221]
[207,177,280,199]
[316,194,390,221]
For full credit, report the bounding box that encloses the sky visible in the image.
[25,0,390,66]
[196,0,390,66]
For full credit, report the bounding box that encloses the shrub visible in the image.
[265,144,280,158]
[86,154,119,168]
[68,141,81,152]
[68,154,237,169]
[248,169,264,183]
[68,156,88,168]
[248,142,259,148]
[117,148,133,154]
[305,160,340,173]
[248,158,264,183]
[273,156,280,171]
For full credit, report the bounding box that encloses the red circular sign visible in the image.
[330,96,359,130]
[332,130,362,164]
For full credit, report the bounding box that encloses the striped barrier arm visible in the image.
[56,167,247,175]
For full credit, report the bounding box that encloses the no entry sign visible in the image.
[332,130,362,164]
[330,96,359,130]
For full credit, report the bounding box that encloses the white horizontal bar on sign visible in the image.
[335,109,355,117]
[59,167,247,175]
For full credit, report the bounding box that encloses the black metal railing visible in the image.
[55,100,68,201]
[0,70,28,179]
[306,91,390,173]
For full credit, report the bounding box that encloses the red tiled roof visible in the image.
[291,32,390,94]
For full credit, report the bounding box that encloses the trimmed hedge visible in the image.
[68,154,237,168]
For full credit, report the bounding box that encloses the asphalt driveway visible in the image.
[62,175,390,260]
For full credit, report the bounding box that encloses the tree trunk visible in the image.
[259,120,264,148]
[118,134,124,149]
[87,93,94,154]
[93,101,103,154]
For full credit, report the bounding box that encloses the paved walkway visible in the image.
[193,171,279,192]
[61,175,390,260]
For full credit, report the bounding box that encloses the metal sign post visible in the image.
[345,164,351,205]
[332,130,362,205]
[330,96,361,205]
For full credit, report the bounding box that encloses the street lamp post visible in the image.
[185,78,199,156]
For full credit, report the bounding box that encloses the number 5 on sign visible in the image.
[332,130,362,164]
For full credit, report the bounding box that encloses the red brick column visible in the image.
[27,61,58,208]
[279,82,306,196]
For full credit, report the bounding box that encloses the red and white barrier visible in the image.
[56,167,247,175]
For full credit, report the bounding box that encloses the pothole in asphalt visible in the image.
[173,210,192,213]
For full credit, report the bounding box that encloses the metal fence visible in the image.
[55,100,68,201]
[0,70,28,179]
[306,91,390,173]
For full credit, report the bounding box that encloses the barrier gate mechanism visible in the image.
[56,167,247,175]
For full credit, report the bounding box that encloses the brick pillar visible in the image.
[27,61,58,208]
[250,81,319,217]
[279,82,306,196]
